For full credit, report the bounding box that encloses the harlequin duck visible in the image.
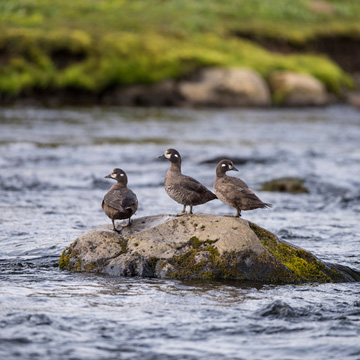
[102,168,138,232]
[159,148,217,215]
[214,159,271,217]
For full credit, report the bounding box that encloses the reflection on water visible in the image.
[1,106,360,359]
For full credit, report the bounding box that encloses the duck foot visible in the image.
[171,205,188,216]
[170,212,187,216]
[121,218,132,227]
[112,219,124,233]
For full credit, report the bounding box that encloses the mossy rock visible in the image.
[59,214,359,284]
[248,222,357,282]
[261,177,309,194]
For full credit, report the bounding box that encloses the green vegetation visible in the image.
[169,239,232,280]
[261,177,309,194]
[248,222,344,283]
[1,0,358,98]
[2,0,360,41]
[59,247,81,271]
[168,235,298,282]
[188,236,218,249]
[59,239,128,272]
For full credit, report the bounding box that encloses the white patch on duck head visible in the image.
[165,151,171,159]
[221,163,227,167]
[120,173,125,176]
[174,154,179,158]
[228,163,233,169]
[111,173,117,178]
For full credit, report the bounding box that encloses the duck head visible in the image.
[104,168,128,185]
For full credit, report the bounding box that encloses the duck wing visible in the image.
[103,189,138,211]
[181,175,216,197]
[222,177,263,203]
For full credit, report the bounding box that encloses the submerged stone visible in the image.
[59,214,360,284]
[261,177,309,194]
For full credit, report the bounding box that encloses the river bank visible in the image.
[1,1,360,107]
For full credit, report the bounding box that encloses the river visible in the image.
[0,106,360,359]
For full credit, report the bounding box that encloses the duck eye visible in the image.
[165,152,171,159]
[111,173,117,178]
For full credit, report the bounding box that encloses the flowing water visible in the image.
[0,106,360,360]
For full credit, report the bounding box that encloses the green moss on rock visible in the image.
[187,236,218,249]
[170,246,221,280]
[149,257,159,271]
[169,237,252,280]
[59,238,128,272]
[120,239,128,254]
[248,222,341,283]
[83,261,99,272]
[58,248,71,270]
[59,246,81,271]
[261,177,309,194]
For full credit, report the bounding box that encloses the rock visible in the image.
[345,72,360,108]
[269,71,330,106]
[346,92,360,108]
[59,214,360,283]
[178,68,271,106]
[101,80,180,106]
[261,177,309,194]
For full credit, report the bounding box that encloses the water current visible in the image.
[0,106,360,359]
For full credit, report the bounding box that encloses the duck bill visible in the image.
[104,174,112,178]
[158,154,166,159]
[232,166,239,171]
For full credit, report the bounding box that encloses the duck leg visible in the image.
[174,204,187,216]
[235,208,241,217]
[112,219,121,233]
[121,217,132,227]
[189,205,193,215]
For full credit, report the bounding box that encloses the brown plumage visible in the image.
[214,159,271,217]
[102,168,138,232]
[159,148,217,215]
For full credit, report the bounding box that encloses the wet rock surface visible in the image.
[59,214,359,284]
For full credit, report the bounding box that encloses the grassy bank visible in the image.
[0,0,359,99]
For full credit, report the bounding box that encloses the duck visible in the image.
[214,159,271,217]
[102,168,138,232]
[159,148,217,215]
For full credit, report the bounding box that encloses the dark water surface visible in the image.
[0,106,360,360]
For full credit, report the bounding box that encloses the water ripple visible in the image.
[1,106,360,359]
